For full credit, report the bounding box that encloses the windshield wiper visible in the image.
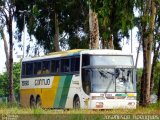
[99,70,108,78]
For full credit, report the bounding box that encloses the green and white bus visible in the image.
[20,49,136,109]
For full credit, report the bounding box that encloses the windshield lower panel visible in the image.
[82,68,135,94]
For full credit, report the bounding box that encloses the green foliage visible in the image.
[14,0,138,51]
[0,62,21,101]
[136,62,160,101]
[136,68,143,101]
[0,72,8,97]
[90,0,135,49]
[13,62,21,101]
[153,62,160,94]
[15,0,89,52]
[148,101,160,109]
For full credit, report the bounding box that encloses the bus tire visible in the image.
[36,96,42,108]
[73,95,80,109]
[30,96,35,108]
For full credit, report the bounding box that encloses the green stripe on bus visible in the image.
[59,75,73,108]
[115,94,127,97]
[53,76,66,108]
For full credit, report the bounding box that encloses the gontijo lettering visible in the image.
[22,81,29,86]
[35,78,50,86]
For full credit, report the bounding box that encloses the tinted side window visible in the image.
[71,57,80,72]
[51,60,60,73]
[22,63,26,75]
[61,59,70,72]
[42,61,50,74]
[82,69,91,95]
[82,54,90,66]
[26,63,33,75]
[34,62,42,75]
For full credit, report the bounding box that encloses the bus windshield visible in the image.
[82,68,135,93]
[82,55,136,94]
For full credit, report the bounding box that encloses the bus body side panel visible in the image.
[64,75,91,109]
[41,76,60,108]
[53,76,66,108]
[20,75,77,109]
[20,76,55,108]
[64,75,81,109]
[20,89,36,107]
[53,75,73,109]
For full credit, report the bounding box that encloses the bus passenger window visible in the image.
[51,60,60,73]
[42,61,50,74]
[61,59,70,72]
[22,63,26,76]
[26,63,33,75]
[71,57,80,72]
[34,62,41,75]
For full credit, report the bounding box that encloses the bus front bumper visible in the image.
[89,93,137,109]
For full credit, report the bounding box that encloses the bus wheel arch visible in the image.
[30,95,35,108]
[36,95,42,107]
[73,94,80,109]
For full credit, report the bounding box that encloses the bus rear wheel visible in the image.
[73,96,80,109]
[36,96,42,108]
[30,96,35,108]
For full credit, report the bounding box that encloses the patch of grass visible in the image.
[0,103,159,115]
[33,108,44,115]
[0,102,7,108]
[148,102,160,109]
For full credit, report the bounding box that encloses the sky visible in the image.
[0,26,143,74]
[121,27,143,68]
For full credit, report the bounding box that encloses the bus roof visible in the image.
[22,49,84,62]
[22,49,132,62]
[81,49,132,55]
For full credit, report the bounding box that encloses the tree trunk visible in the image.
[8,8,15,103]
[158,76,160,102]
[108,34,114,49]
[150,43,160,94]
[141,39,151,106]
[0,29,9,72]
[54,13,60,52]
[135,35,142,68]
[89,7,99,49]
[140,0,156,106]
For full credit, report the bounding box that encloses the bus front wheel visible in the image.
[73,95,80,109]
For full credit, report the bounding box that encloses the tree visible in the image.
[150,0,160,96]
[13,62,21,100]
[0,27,9,73]
[91,0,135,49]
[0,0,16,103]
[154,62,160,99]
[0,62,20,101]
[89,2,99,49]
[15,0,89,52]
[0,72,8,97]
[136,68,143,101]
[139,0,157,106]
